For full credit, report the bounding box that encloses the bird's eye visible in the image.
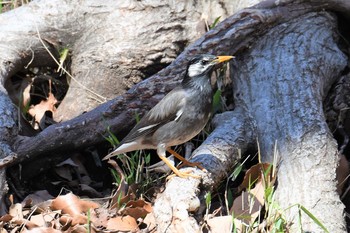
[201,60,208,65]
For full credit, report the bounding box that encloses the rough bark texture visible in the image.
[152,2,350,232]
[0,88,16,213]
[233,11,347,232]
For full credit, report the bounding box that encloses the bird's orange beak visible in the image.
[213,56,234,64]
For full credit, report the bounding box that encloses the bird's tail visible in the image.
[102,141,139,160]
[102,150,119,160]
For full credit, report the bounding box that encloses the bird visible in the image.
[103,54,233,178]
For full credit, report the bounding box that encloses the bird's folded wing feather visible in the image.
[120,88,187,144]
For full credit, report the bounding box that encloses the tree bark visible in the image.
[0,88,16,213]
[233,11,347,232]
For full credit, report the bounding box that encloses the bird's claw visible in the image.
[166,170,201,180]
[177,161,207,172]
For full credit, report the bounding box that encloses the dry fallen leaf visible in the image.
[106,216,139,231]
[231,180,265,224]
[239,163,272,191]
[22,190,54,208]
[9,203,23,222]
[23,227,62,233]
[89,208,109,229]
[0,214,12,222]
[28,214,46,228]
[337,153,349,195]
[50,193,99,225]
[120,199,152,220]
[206,216,233,233]
[70,224,93,233]
[28,92,57,128]
[22,78,33,108]
[79,184,102,198]
[231,191,259,224]
[54,166,73,181]
[107,160,130,209]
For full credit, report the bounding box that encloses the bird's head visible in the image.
[186,54,233,78]
[182,54,233,89]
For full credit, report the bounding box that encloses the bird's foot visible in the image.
[166,170,201,180]
[167,148,207,172]
[177,161,207,172]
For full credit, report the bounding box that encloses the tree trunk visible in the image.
[233,11,347,232]
[0,89,16,213]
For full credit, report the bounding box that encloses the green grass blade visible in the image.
[58,48,69,72]
[212,89,222,113]
[205,191,211,209]
[210,16,221,29]
[145,153,151,165]
[86,208,91,233]
[299,205,329,233]
[230,162,243,181]
[135,112,140,123]
[227,188,234,208]
[105,126,120,146]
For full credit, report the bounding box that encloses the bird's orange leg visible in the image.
[158,155,200,179]
[167,148,206,171]
[157,144,200,179]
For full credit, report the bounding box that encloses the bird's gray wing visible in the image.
[120,87,187,144]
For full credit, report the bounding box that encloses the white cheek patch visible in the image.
[188,63,203,77]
